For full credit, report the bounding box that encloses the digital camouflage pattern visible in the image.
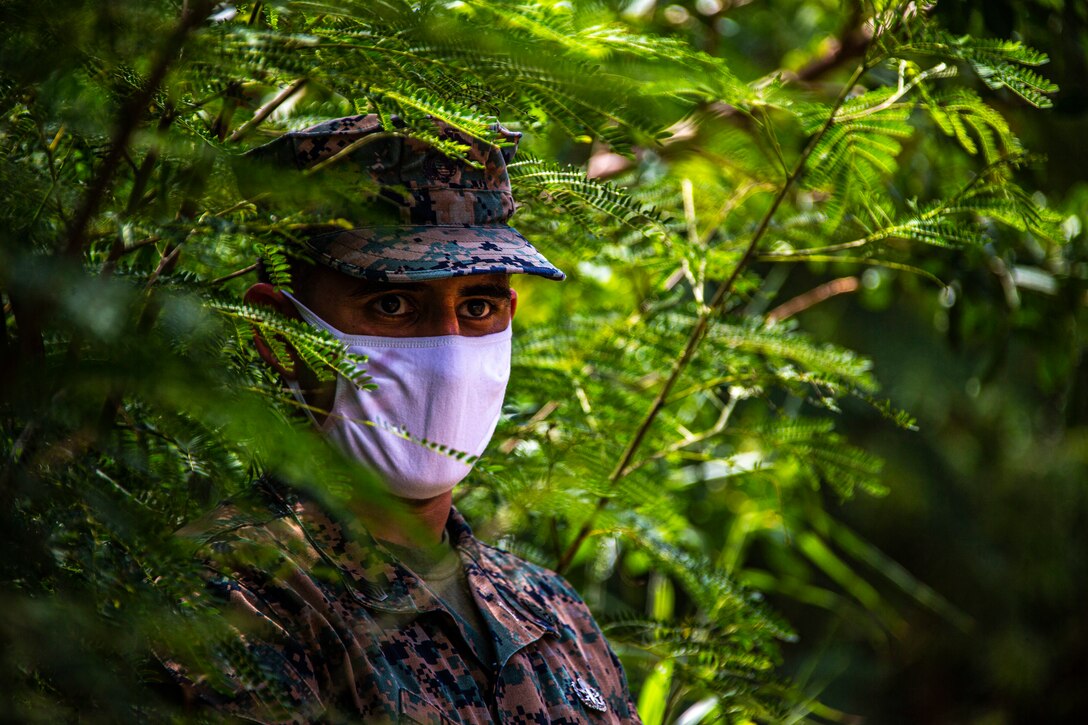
[240,114,565,283]
[166,480,640,723]
[308,225,564,283]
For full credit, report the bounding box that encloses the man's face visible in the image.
[245,265,517,415]
[296,265,516,338]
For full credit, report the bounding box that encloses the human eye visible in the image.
[371,293,412,317]
[459,299,493,319]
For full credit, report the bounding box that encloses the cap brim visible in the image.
[304,226,566,282]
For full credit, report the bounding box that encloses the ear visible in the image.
[509,287,518,319]
[244,283,302,380]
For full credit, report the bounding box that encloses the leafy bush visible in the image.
[0,0,1068,721]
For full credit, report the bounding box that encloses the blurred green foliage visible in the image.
[1,0,1083,722]
[623,1,1087,722]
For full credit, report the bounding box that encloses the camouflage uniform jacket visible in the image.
[171,481,641,724]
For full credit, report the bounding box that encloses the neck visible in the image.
[358,490,453,548]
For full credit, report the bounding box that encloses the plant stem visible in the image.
[208,263,259,287]
[766,276,860,322]
[228,78,308,143]
[555,61,869,575]
[125,107,176,217]
[63,1,211,260]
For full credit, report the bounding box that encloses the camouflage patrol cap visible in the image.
[241,114,565,282]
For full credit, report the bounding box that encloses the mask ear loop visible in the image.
[280,290,333,333]
[279,290,358,435]
[285,378,324,429]
[278,290,336,430]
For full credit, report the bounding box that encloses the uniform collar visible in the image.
[446,506,559,633]
[263,479,557,634]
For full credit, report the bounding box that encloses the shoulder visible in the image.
[478,540,584,602]
[173,486,333,618]
[468,534,642,722]
[175,481,315,564]
[473,537,610,644]
[177,477,290,540]
[164,491,330,723]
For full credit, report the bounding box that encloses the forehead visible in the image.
[297,264,511,303]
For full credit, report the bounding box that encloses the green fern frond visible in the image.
[605,617,779,675]
[748,419,886,498]
[899,217,988,248]
[920,89,1021,165]
[253,243,294,291]
[509,158,667,242]
[798,98,913,231]
[623,520,794,643]
[704,320,878,395]
[904,30,1058,108]
[204,298,372,388]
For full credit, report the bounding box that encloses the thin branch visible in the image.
[213,196,266,217]
[556,61,871,575]
[29,118,71,227]
[144,242,185,291]
[766,276,860,322]
[759,254,946,288]
[498,400,559,454]
[125,107,176,216]
[228,78,308,143]
[247,1,264,26]
[102,235,164,279]
[124,235,164,254]
[623,393,739,477]
[753,105,790,178]
[761,237,871,258]
[303,132,405,176]
[64,1,212,259]
[834,61,948,122]
[700,182,772,249]
[207,263,259,287]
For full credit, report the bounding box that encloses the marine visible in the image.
[164,115,642,723]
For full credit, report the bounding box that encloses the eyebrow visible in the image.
[348,281,424,298]
[459,283,512,298]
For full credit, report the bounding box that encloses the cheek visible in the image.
[329,304,399,336]
[485,307,514,334]
[459,309,511,337]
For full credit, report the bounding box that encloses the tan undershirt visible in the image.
[380,532,497,670]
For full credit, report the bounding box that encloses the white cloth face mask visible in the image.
[281,292,512,500]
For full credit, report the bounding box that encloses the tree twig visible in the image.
[766,276,860,322]
[29,118,68,226]
[208,263,259,287]
[247,1,264,26]
[125,107,176,216]
[63,1,212,260]
[228,78,308,143]
[622,392,739,477]
[144,241,185,291]
[556,61,870,575]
